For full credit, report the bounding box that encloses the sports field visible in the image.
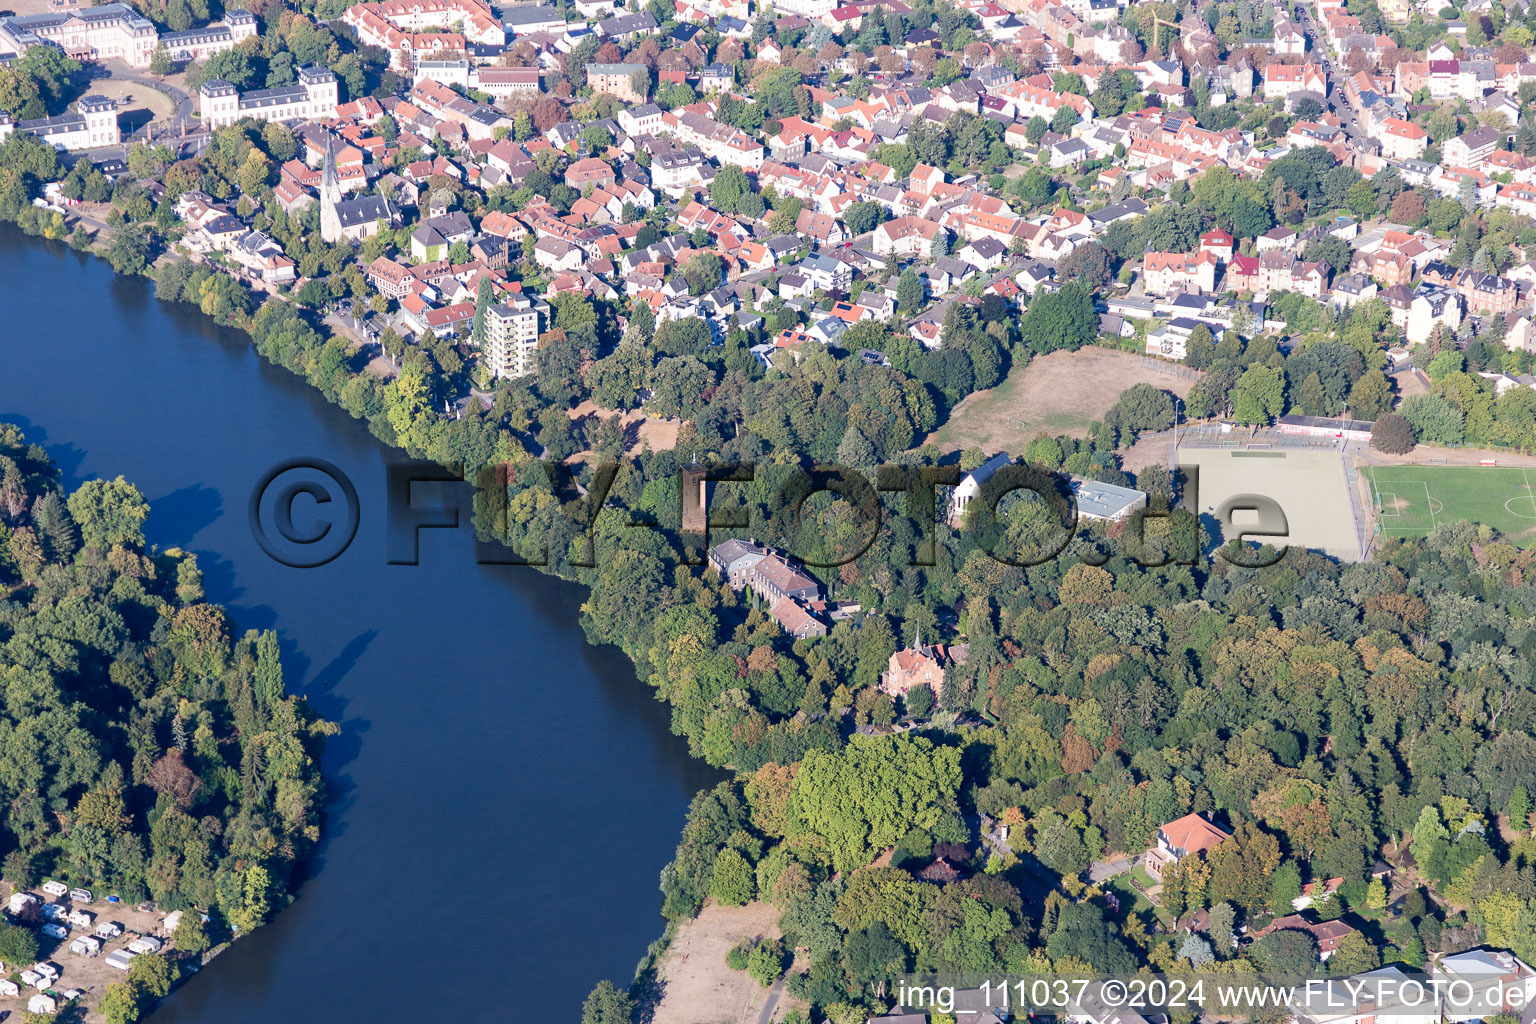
[1178,448,1362,559]
[1367,464,1536,545]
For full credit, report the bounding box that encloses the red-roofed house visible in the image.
[795,208,845,245]
[1145,813,1230,878]
[366,256,415,299]
[826,5,862,30]
[1293,877,1345,910]
[1254,915,1358,960]
[1228,253,1260,292]
[426,301,477,330]
[1143,250,1220,296]
[1263,63,1327,99]
[1379,117,1429,160]
[1199,227,1235,261]
[873,215,941,256]
[879,632,964,699]
[565,157,616,189]
[770,598,828,639]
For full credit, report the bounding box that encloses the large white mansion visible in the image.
[199,65,339,130]
[0,3,156,67]
[0,94,120,151]
[0,3,254,69]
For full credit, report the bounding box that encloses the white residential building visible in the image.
[485,297,547,380]
[157,10,258,62]
[948,452,1013,526]
[1407,288,1464,344]
[14,94,119,151]
[199,65,339,129]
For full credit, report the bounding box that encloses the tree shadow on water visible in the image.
[0,414,89,489]
[146,484,224,548]
[284,628,376,872]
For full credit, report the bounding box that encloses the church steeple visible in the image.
[319,132,343,244]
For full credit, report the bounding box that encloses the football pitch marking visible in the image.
[1368,464,1536,545]
[1505,496,1536,520]
[1510,468,1536,518]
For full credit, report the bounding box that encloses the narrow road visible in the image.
[70,210,111,234]
[753,976,786,1024]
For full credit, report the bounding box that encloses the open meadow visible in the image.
[928,347,1196,452]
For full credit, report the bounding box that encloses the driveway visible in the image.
[1089,856,1134,882]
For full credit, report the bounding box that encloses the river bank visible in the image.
[0,223,720,1022]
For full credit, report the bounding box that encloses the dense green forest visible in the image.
[614,512,1536,1021]
[0,424,334,964]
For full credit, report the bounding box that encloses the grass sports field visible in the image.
[1368,465,1536,545]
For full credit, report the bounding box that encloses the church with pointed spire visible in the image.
[319,133,343,244]
[315,131,395,245]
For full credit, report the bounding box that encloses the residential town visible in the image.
[6,0,1536,422]
[6,0,1536,411]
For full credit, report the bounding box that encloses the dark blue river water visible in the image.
[0,225,717,1022]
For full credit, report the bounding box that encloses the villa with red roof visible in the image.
[1227,254,1261,292]
[1199,228,1235,261]
[1143,250,1220,297]
[1253,915,1358,960]
[1144,813,1230,878]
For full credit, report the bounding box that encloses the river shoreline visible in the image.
[0,222,714,1022]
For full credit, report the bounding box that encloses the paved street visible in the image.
[754,976,786,1024]
[1292,3,1360,136]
